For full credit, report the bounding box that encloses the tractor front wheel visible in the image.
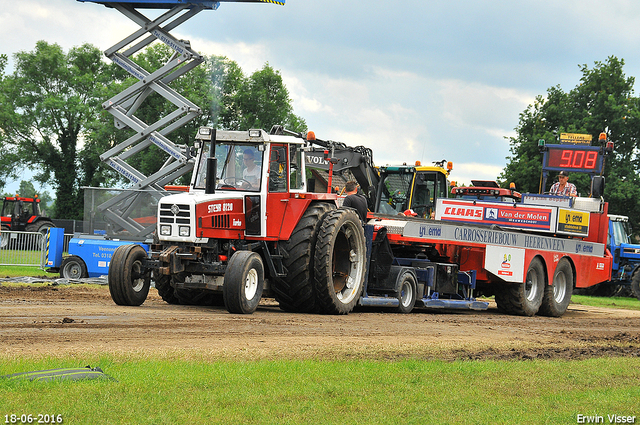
[108,244,150,306]
[223,251,264,314]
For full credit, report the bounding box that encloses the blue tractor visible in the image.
[608,215,640,300]
[574,215,640,299]
[589,215,640,300]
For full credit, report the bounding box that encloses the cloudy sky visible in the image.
[3,0,640,194]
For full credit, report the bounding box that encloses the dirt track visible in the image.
[1,283,640,361]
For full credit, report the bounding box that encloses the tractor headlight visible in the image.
[179,226,190,237]
[160,225,171,236]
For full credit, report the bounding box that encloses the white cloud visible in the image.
[438,79,533,131]
[1,1,137,68]
[188,36,272,76]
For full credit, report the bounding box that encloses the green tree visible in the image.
[0,41,109,219]
[0,54,21,192]
[18,181,37,198]
[500,56,640,230]
[220,62,306,132]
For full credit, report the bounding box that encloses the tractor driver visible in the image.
[242,149,261,189]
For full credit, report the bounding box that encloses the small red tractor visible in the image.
[1,195,54,249]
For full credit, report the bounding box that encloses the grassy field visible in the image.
[1,274,639,423]
[1,356,639,424]
[572,294,640,311]
[0,265,50,278]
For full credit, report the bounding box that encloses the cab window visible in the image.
[268,144,288,193]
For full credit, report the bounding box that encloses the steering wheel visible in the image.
[222,177,252,189]
[391,191,406,203]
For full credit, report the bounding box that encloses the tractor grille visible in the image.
[159,203,191,224]
[212,215,230,228]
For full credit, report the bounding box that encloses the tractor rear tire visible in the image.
[223,251,264,314]
[495,257,545,316]
[108,244,150,306]
[632,270,640,301]
[26,220,55,236]
[538,259,573,317]
[274,202,335,313]
[313,209,367,315]
[60,255,88,279]
[393,270,417,314]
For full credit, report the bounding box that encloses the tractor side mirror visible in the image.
[273,147,287,164]
[591,176,605,198]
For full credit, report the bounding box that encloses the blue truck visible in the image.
[45,229,148,279]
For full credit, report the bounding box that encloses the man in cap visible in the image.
[550,170,577,197]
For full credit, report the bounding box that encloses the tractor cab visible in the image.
[375,161,452,218]
[1,196,44,231]
[157,127,309,243]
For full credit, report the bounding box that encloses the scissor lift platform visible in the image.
[78,0,283,8]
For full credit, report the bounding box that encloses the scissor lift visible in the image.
[77,0,284,238]
[47,0,285,277]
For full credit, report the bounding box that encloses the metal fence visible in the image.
[0,231,73,268]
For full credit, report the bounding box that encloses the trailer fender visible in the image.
[484,245,526,283]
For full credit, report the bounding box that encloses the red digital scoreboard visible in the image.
[543,144,603,174]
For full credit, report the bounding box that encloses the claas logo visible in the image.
[443,206,483,218]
